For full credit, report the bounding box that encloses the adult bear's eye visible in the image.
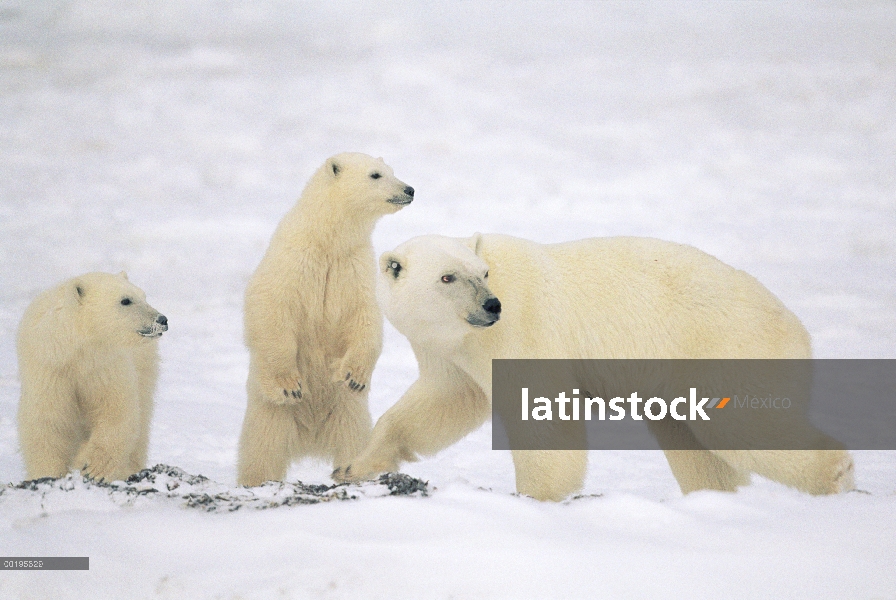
[441,274,455,283]
[121,298,132,306]
[370,172,382,179]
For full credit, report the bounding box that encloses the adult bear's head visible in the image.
[378,234,501,349]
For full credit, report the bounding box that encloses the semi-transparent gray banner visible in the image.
[491,359,896,450]
[1,557,89,570]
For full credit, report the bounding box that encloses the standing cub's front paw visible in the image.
[261,370,303,404]
[333,353,373,394]
[342,371,367,393]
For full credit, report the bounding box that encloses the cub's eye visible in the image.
[370,172,382,179]
[121,298,132,306]
[441,274,455,283]
[484,271,489,278]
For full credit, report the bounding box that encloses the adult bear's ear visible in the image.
[118,271,129,281]
[380,253,403,279]
[329,159,341,177]
[464,232,484,257]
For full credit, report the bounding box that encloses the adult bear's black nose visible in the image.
[404,186,414,197]
[157,314,168,328]
[483,297,501,315]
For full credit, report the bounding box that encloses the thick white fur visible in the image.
[237,152,413,486]
[17,272,165,482]
[340,234,855,501]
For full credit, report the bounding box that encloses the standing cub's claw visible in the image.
[334,349,373,393]
[332,464,366,482]
[78,451,120,483]
[282,387,302,400]
[263,372,303,404]
[340,371,367,393]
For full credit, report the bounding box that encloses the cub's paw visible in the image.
[342,372,367,393]
[333,355,373,394]
[331,465,349,482]
[76,447,122,483]
[262,371,303,404]
[332,463,373,483]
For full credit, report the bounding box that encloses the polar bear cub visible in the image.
[338,233,855,501]
[17,272,167,482]
[237,153,414,487]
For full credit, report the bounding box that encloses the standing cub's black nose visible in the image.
[157,314,168,328]
[484,297,501,314]
[404,186,414,197]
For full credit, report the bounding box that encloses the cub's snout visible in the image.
[140,313,169,338]
[389,185,415,206]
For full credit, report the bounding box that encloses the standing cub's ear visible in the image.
[380,253,403,279]
[330,160,341,177]
[464,232,484,257]
[73,280,85,305]
[118,271,129,281]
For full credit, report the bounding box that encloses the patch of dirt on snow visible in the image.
[3,465,429,512]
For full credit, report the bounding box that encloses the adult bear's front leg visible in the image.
[334,366,489,482]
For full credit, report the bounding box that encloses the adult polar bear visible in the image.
[237,153,414,487]
[18,272,167,482]
[337,234,855,501]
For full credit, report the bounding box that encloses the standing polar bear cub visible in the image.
[238,152,414,487]
[17,272,167,482]
[339,234,854,501]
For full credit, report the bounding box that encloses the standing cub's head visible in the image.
[378,234,501,348]
[307,152,414,219]
[69,272,168,345]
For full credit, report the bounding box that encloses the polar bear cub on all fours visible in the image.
[339,233,855,501]
[237,152,414,487]
[17,272,167,482]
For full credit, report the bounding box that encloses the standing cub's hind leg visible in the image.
[323,384,373,473]
[237,382,302,487]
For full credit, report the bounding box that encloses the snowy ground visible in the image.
[1,1,895,598]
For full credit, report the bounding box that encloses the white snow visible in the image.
[1,1,895,598]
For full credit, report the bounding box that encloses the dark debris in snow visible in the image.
[4,464,430,512]
[378,472,430,497]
